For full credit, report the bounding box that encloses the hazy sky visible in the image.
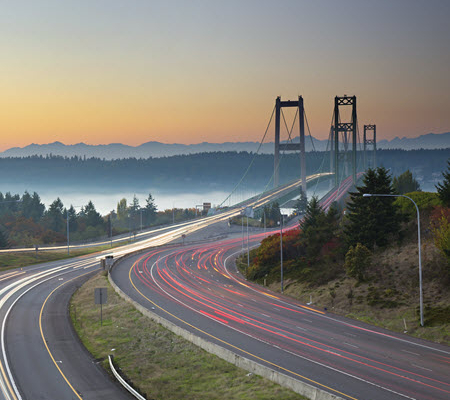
[1,0,449,150]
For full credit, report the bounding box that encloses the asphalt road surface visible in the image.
[110,224,450,400]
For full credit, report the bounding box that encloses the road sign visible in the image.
[95,288,108,326]
[243,206,254,218]
[95,288,108,304]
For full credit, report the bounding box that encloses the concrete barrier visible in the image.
[108,256,345,400]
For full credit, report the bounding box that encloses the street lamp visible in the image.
[280,214,284,294]
[363,193,424,326]
[110,210,114,248]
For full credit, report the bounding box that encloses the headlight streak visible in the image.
[129,243,450,399]
[0,258,98,400]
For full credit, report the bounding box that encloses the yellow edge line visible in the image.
[128,260,357,400]
[39,271,94,400]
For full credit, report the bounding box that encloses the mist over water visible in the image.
[0,181,333,216]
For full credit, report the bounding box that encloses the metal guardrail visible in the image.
[108,355,146,400]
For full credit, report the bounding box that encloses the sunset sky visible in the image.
[1,0,449,151]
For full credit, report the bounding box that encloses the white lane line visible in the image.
[401,350,420,356]
[303,319,313,323]
[0,259,98,400]
[411,364,432,372]
[149,245,419,400]
[344,342,359,349]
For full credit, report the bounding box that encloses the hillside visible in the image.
[239,189,450,345]
[0,149,447,194]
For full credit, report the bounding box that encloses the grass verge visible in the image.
[70,272,307,400]
[0,242,126,270]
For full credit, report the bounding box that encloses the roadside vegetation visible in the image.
[239,166,450,345]
[70,273,306,400]
[0,190,202,250]
[0,243,125,270]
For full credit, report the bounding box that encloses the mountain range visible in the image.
[1,132,449,160]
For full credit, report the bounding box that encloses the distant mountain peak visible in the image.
[1,131,449,160]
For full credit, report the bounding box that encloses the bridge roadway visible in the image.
[0,174,330,400]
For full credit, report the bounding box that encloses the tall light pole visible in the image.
[247,215,250,276]
[140,208,143,231]
[280,214,284,294]
[110,210,114,248]
[363,193,424,326]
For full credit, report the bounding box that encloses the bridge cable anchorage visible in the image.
[218,105,276,209]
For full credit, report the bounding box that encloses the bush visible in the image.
[345,243,372,281]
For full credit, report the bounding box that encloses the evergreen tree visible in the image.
[344,167,401,249]
[45,198,65,232]
[300,196,322,231]
[66,205,78,231]
[436,159,450,207]
[393,170,420,194]
[269,202,281,224]
[299,198,340,259]
[81,201,103,227]
[294,189,308,215]
[0,227,9,249]
[20,191,45,222]
[144,193,157,225]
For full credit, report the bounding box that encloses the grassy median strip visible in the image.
[70,272,307,400]
[0,243,125,270]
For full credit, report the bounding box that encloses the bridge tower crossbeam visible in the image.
[334,95,357,185]
[363,124,377,169]
[274,96,306,199]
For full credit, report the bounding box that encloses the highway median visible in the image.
[70,271,307,400]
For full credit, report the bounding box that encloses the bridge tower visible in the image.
[334,95,357,186]
[274,96,306,198]
[363,124,376,169]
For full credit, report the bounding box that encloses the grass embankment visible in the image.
[237,239,450,345]
[0,242,125,270]
[70,273,306,400]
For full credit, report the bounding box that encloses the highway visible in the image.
[0,174,330,399]
[110,224,450,400]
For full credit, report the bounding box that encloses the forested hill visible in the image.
[0,149,448,192]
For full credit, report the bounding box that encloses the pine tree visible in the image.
[0,228,9,249]
[294,189,308,215]
[144,193,157,225]
[436,159,450,207]
[344,167,401,249]
[300,196,322,231]
[393,170,420,194]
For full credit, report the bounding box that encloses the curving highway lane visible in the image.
[110,224,450,400]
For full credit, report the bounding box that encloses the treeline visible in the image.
[246,165,450,290]
[0,191,199,248]
[0,149,447,191]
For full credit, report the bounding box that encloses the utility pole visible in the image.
[280,214,284,293]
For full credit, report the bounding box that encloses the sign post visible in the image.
[94,288,108,326]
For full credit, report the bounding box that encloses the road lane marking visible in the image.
[412,364,432,372]
[402,350,420,356]
[39,272,95,400]
[128,258,359,400]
